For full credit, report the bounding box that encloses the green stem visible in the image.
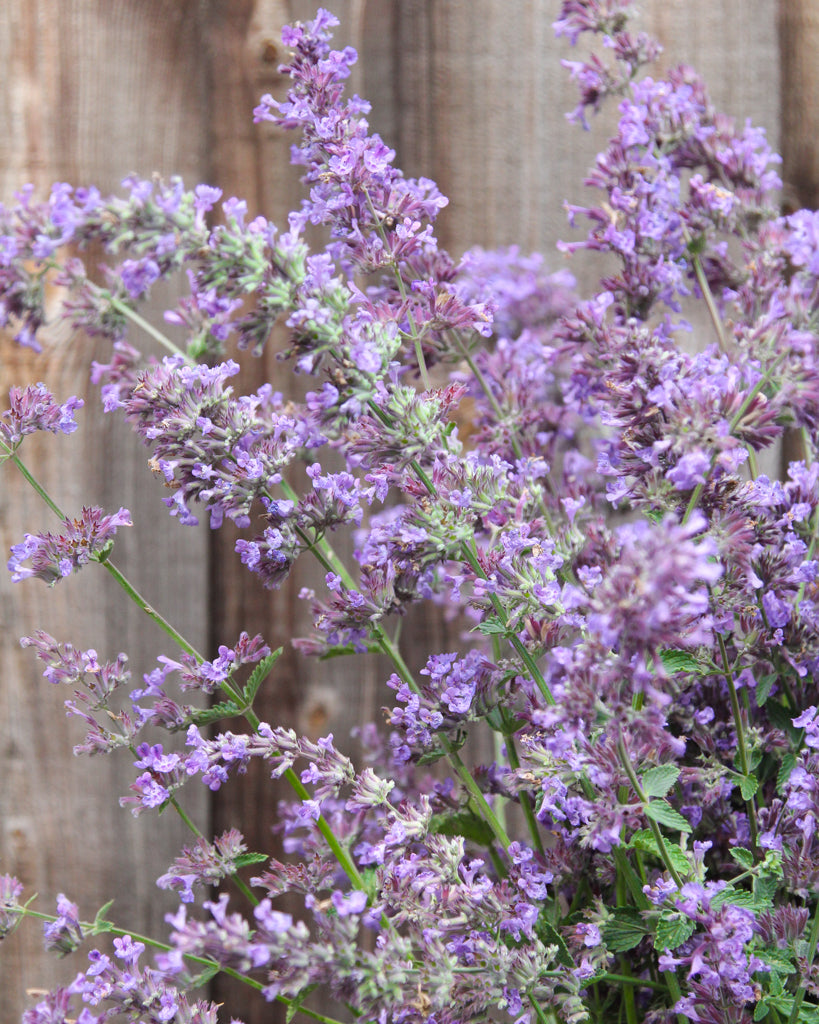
[7,447,205,660]
[596,972,665,993]
[101,559,203,659]
[616,735,684,890]
[717,634,759,849]
[110,296,188,357]
[283,764,369,888]
[458,540,556,706]
[217,678,368,892]
[691,253,728,354]
[5,450,65,518]
[280,484,516,852]
[663,967,688,1024]
[502,722,546,857]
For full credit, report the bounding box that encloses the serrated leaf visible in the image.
[710,886,756,909]
[285,984,319,1024]
[535,918,574,970]
[757,949,796,978]
[191,699,242,725]
[659,649,701,675]
[729,847,755,870]
[754,1001,770,1021]
[753,870,780,907]
[756,673,777,706]
[429,810,495,847]
[654,912,696,951]
[601,909,646,953]
[234,852,269,869]
[738,774,759,800]
[644,800,692,833]
[777,753,797,793]
[242,648,283,704]
[475,617,508,636]
[188,961,220,989]
[642,765,681,798]
[630,829,691,875]
[416,747,448,766]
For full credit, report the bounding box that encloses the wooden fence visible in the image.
[0,2,811,1022]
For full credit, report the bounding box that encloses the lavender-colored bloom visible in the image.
[0,383,83,448]
[43,894,83,956]
[156,829,248,903]
[586,513,721,656]
[8,506,132,585]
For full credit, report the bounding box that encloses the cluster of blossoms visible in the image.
[4,3,819,1024]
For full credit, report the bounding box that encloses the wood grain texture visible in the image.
[778,0,819,211]
[0,2,209,1018]
[777,0,819,473]
[0,2,782,1022]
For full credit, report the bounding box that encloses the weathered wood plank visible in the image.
[0,2,209,1017]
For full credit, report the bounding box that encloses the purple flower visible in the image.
[43,893,84,955]
[0,383,83,447]
[119,257,160,298]
[8,506,132,585]
[331,889,368,916]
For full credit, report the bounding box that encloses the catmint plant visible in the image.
[3,3,819,1023]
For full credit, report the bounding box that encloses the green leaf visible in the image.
[535,917,574,969]
[318,641,381,660]
[738,774,759,801]
[753,1001,770,1021]
[729,847,755,870]
[242,648,283,704]
[90,899,115,934]
[234,852,269,869]
[767,700,802,742]
[359,867,379,902]
[710,886,756,910]
[429,809,495,847]
[686,234,707,255]
[629,829,690,875]
[417,730,468,765]
[188,961,220,989]
[641,765,681,798]
[191,699,242,725]
[654,911,696,952]
[755,673,777,706]
[285,984,319,1024]
[777,752,797,793]
[475,617,509,637]
[659,649,701,675]
[644,800,692,833]
[612,847,651,910]
[757,948,796,981]
[753,870,780,908]
[602,908,646,953]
